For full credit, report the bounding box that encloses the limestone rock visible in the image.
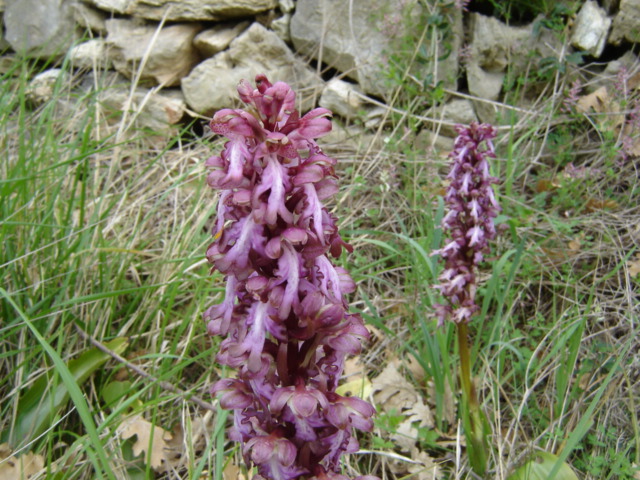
[181,53,240,115]
[319,79,365,119]
[610,0,640,44]
[0,15,8,52]
[433,99,478,137]
[72,2,108,34]
[87,0,128,14]
[4,0,79,58]
[604,51,639,78]
[98,87,186,132]
[68,39,113,70]
[571,1,611,58]
[271,13,291,42]
[82,0,278,21]
[193,21,249,57]
[182,23,323,116]
[466,13,561,122]
[414,129,455,155]
[291,0,458,98]
[467,13,533,100]
[278,0,294,13]
[0,1,6,51]
[26,69,69,106]
[106,19,201,87]
[318,79,387,128]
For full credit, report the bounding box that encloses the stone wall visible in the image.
[1,0,639,140]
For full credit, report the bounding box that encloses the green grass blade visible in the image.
[4,335,127,446]
[0,288,119,479]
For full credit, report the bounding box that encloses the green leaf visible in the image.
[507,451,579,480]
[2,336,128,447]
[101,380,133,408]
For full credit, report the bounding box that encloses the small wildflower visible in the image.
[454,0,471,11]
[562,79,582,113]
[458,44,473,65]
[614,66,629,97]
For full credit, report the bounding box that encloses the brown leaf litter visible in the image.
[0,443,44,480]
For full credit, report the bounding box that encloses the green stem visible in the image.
[457,321,475,406]
[457,320,488,476]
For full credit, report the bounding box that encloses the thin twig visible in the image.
[74,324,217,412]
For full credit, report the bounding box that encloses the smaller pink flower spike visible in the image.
[433,123,501,325]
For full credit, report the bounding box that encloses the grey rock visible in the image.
[610,0,640,44]
[604,51,639,77]
[68,39,113,70]
[87,0,128,14]
[4,0,79,58]
[362,106,388,129]
[193,21,249,57]
[72,2,108,34]
[181,53,240,115]
[466,60,505,102]
[322,122,381,155]
[26,68,69,105]
[106,19,201,87]
[98,86,186,132]
[571,1,611,58]
[466,13,562,122]
[319,79,388,128]
[271,12,291,42]
[0,14,9,52]
[414,129,455,155]
[182,23,323,116]
[601,0,620,13]
[278,0,294,13]
[82,0,278,21]
[319,78,365,119]
[433,99,478,137]
[291,0,458,98]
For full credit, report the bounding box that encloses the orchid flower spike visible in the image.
[204,74,376,480]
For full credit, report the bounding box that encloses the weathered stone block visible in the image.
[290,0,460,98]
[610,0,640,44]
[106,19,201,86]
[182,23,323,116]
[571,1,611,58]
[82,0,277,21]
[5,0,79,58]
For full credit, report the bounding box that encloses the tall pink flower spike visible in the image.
[205,74,377,480]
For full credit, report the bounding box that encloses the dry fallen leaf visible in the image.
[628,254,640,277]
[372,362,435,452]
[622,123,640,157]
[372,362,420,412]
[119,415,175,471]
[568,231,585,252]
[535,178,560,193]
[0,444,44,480]
[584,197,619,212]
[404,354,427,383]
[576,86,625,130]
[577,86,610,114]
[223,462,247,480]
[407,448,443,480]
[337,357,373,398]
